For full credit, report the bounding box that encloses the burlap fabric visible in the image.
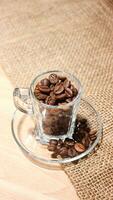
[1,0,113,199]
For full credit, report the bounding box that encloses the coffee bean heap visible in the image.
[34,73,78,105]
[47,116,97,159]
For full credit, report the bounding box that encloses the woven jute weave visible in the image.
[1,0,113,199]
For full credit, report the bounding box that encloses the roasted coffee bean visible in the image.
[49,73,59,84]
[51,152,58,158]
[74,143,86,153]
[82,136,90,147]
[36,93,48,100]
[40,78,50,86]
[49,139,58,145]
[89,130,97,136]
[45,96,56,105]
[70,85,78,97]
[63,79,70,88]
[38,85,51,94]
[58,76,66,81]
[68,148,77,157]
[55,93,66,100]
[90,135,97,141]
[64,138,75,147]
[54,83,64,94]
[65,88,73,97]
[59,147,68,158]
[47,144,56,151]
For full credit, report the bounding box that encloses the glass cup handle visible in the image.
[13,88,33,114]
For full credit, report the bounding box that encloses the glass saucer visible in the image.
[11,99,103,167]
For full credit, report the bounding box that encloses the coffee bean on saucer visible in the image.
[65,88,73,98]
[88,130,97,141]
[89,130,97,136]
[47,144,57,151]
[74,143,86,153]
[49,74,59,84]
[54,83,64,94]
[38,85,51,94]
[51,152,58,158]
[82,135,90,148]
[64,138,75,147]
[63,79,70,89]
[40,78,50,86]
[59,147,68,158]
[68,148,77,157]
[49,139,58,145]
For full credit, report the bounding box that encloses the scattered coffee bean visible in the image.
[68,148,77,157]
[90,135,97,141]
[49,139,58,145]
[47,144,57,151]
[51,152,58,158]
[64,138,75,147]
[46,115,98,159]
[89,130,97,136]
[59,147,68,158]
[74,143,86,153]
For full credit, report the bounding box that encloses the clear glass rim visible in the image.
[11,99,103,164]
[30,70,83,108]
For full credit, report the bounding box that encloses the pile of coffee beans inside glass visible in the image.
[34,73,78,105]
[47,115,97,159]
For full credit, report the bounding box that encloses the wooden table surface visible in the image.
[0,68,79,200]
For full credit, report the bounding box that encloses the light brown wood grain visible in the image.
[0,68,79,200]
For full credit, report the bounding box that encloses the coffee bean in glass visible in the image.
[54,83,64,94]
[33,71,81,143]
[49,73,59,84]
[38,85,51,94]
[63,78,70,88]
[40,78,50,86]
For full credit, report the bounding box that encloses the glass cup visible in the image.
[13,71,82,143]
